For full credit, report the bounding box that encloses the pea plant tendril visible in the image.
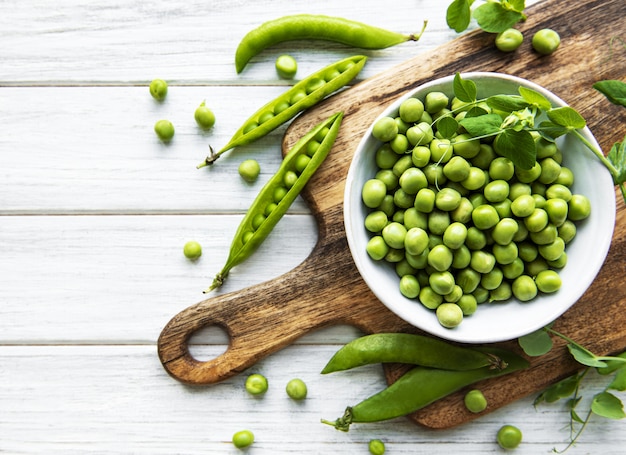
[436,73,626,202]
[519,325,626,452]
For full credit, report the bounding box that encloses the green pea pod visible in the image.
[198,56,364,167]
[322,347,529,431]
[235,14,428,73]
[205,112,343,293]
[321,333,506,374]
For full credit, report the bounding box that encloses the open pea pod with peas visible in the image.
[198,56,365,167]
[205,111,344,293]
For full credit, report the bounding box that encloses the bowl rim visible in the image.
[344,71,616,343]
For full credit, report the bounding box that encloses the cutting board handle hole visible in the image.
[187,325,229,361]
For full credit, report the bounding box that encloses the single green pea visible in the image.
[532,28,561,55]
[515,161,542,183]
[544,198,569,226]
[245,373,268,395]
[464,389,488,413]
[529,223,558,245]
[444,285,463,303]
[509,182,532,201]
[366,236,389,261]
[526,257,549,277]
[451,244,471,269]
[232,430,254,449]
[470,250,496,274]
[275,54,298,78]
[430,138,453,163]
[414,188,436,212]
[558,220,577,244]
[524,208,549,233]
[392,155,414,177]
[362,179,387,208]
[452,133,481,158]
[489,157,515,180]
[502,258,524,280]
[399,167,428,194]
[538,157,562,185]
[406,248,429,269]
[457,293,477,315]
[436,303,463,328]
[555,167,574,186]
[377,194,396,217]
[470,143,497,169]
[495,28,523,52]
[538,237,565,262]
[517,242,538,263]
[154,119,175,142]
[149,78,168,101]
[375,169,399,191]
[535,137,558,159]
[395,116,410,134]
[183,240,202,260]
[484,179,510,203]
[428,244,454,272]
[435,187,462,211]
[283,170,298,188]
[400,274,421,298]
[490,281,513,302]
[451,197,474,224]
[399,97,425,123]
[465,226,487,250]
[382,222,407,249]
[428,210,451,236]
[457,268,481,293]
[425,91,449,113]
[372,116,398,142]
[493,242,519,265]
[492,218,519,245]
[365,211,389,233]
[546,183,572,202]
[497,425,522,449]
[473,286,490,304]
[368,438,386,455]
[375,144,399,169]
[443,222,468,250]
[404,207,428,230]
[443,156,471,182]
[393,188,415,209]
[423,163,448,186]
[429,270,456,295]
[481,267,503,290]
[548,252,568,269]
[461,166,487,191]
[404,227,430,256]
[305,77,325,94]
[406,122,434,146]
[472,204,500,230]
[535,269,562,293]
[286,378,307,400]
[512,275,538,302]
[411,145,431,167]
[390,133,409,154]
[238,159,261,183]
[194,101,216,129]
[395,259,417,278]
[568,194,591,221]
[294,154,311,174]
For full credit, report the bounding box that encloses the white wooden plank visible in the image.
[1,344,623,455]
[0,86,314,214]
[0,0,467,84]
[0,214,319,343]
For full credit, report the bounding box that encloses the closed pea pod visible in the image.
[198,57,365,166]
[321,333,507,374]
[322,347,529,431]
[234,14,427,73]
[205,112,343,292]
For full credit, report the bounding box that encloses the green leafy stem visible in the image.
[519,326,626,452]
[440,73,626,202]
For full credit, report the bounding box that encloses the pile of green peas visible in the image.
[361,91,591,328]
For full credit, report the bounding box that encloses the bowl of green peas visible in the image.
[344,72,616,343]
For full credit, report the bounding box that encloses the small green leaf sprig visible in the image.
[519,326,626,453]
[439,73,626,202]
[446,0,527,34]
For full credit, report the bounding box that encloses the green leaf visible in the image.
[591,392,626,420]
[567,344,607,368]
[536,121,569,140]
[607,137,626,184]
[593,80,626,107]
[570,405,585,424]
[459,113,503,137]
[597,350,626,375]
[446,0,472,33]
[547,106,587,129]
[493,129,536,169]
[486,95,531,113]
[465,106,488,118]
[472,2,524,33]
[453,72,477,103]
[518,329,553,356]
[504,0,526,13]
[544,375,581,403]
[519,86,552,111]
[609,368,626,392]
[436,115,459,139]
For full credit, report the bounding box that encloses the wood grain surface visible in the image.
[158,0,625,429]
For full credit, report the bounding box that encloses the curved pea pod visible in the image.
[235,14,428,73]
[322,346,529,431]
[205,112,344,293]
[321,333,506,374]
[198,56,365,166]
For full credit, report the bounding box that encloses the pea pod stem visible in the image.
[321,333,506,374]
[235,14,427,73]
[197,56,366,167]
[322,347,529,431]
[204,112,344,293]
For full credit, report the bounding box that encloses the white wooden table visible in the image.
[1,1,624,453]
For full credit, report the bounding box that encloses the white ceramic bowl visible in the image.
[344,72,616,343]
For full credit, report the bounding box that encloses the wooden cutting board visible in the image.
[158,0,626,429]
